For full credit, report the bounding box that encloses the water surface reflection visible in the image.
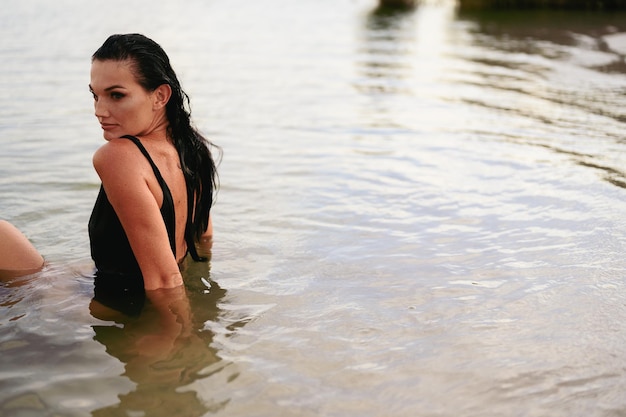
[2,1,626,415]
[453,8,626,188]
[90,259,234,417]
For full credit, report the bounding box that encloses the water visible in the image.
[1,0,626,415]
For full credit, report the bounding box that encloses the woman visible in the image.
[88,34,218,299]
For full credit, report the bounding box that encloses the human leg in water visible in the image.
[0,220,44,280]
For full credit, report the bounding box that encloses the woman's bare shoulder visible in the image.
[93,138,142,176]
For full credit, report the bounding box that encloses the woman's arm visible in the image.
[93,140,183,290]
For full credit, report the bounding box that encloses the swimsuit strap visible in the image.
[122,135,205,263]
[121,135,177,255]
[121,135,168,184]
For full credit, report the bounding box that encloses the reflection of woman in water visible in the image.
[91,275,231,416]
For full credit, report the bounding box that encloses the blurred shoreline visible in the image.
[379,0,626,10]
[457,0,626,9]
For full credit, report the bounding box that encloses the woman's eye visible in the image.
[111,92,125,100]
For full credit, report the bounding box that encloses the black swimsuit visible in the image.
[88,135,203,314]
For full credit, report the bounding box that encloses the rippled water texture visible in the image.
[1,1,626,416]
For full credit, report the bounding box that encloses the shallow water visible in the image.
[2,0,626,416]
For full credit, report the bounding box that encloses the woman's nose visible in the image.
[94,100,109,118]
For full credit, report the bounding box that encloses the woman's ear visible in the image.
[153,84,172,110]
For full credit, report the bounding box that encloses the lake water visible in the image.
[1,0,626,416]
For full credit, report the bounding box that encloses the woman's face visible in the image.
[89,59,161,141]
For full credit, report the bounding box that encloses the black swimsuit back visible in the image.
[88,135,177,314]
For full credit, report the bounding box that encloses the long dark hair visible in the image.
[92,33,218,241]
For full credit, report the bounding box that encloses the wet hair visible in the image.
[92,33,218,241]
